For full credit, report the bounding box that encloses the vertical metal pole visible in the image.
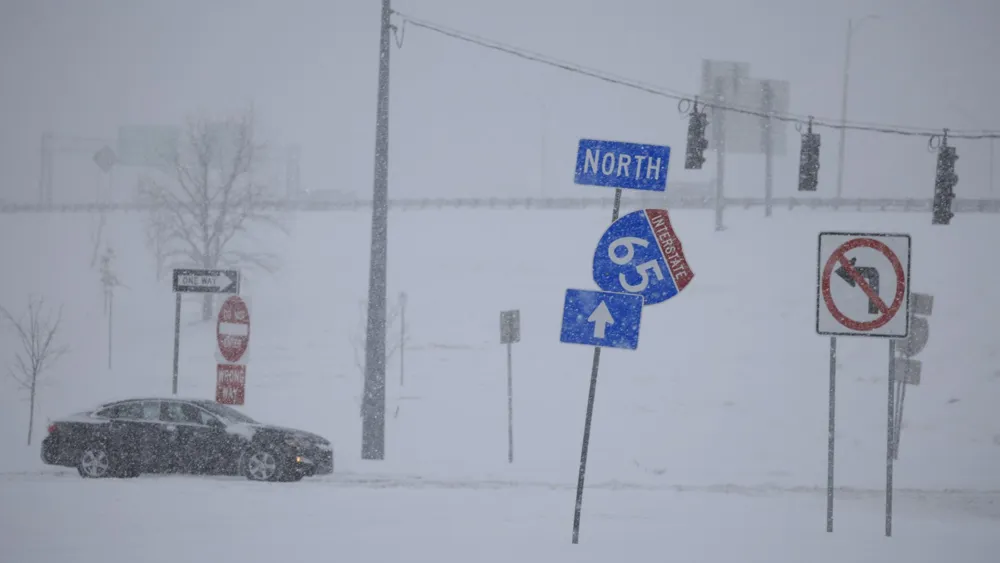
[763,81,774,218]
[572,188,622,545]
[712,78,727,231]
[108,289,113,370]
[989,138,995,194]
[885,339,896,537]
[894,381,906,460]
[826,336,837,532]
[400,292,406,387]
[507,341,514,464]
[362,0,392,461]
[835,19,853,199]
[172,292,181,395]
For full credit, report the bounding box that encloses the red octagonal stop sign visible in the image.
[217,295,250,363]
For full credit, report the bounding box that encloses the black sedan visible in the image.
[41,397,334,482]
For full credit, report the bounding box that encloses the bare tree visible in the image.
[350,296,409,417]
[1,298,68,445]
[139,108,285,319]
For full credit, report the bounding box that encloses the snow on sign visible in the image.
[216,295,251,363]
[592,208,694,306]
[216,364,246,405]
[574,139,671,191]
[816,232,911,338]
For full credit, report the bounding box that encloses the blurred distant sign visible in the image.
[574,139,671,192]
[699,60,791,156]
[116,125,180,170]
[699,60,750,103]
[500,310,521,344]
[92,145,117,174]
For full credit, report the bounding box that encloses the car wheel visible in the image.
[244,449,281,482]
[77,445,112,479]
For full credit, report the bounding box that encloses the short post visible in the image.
[499,310,521,464]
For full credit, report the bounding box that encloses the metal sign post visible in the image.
[171,268,240,395]
[566,137,693,544]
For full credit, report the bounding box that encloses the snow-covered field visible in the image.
[1,206,998,561]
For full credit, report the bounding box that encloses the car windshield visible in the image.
[194,401,257,425]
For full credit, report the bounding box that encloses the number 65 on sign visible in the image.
[592,209,694,306]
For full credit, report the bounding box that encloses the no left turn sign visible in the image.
[816,232,911,338]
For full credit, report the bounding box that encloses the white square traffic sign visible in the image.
[816,232,911,338]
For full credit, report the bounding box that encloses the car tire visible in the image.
[77,444,114,479]
[244,448,284,482]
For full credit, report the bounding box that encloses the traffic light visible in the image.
[932,144,958,225]
[798,123,820,191]
[684,107,709,170]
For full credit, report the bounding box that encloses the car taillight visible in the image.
[47,424,57,435]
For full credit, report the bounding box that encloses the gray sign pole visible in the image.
[827,335,837,532]
[361,0,392,461]
[400,292,406,387]
[507,340,514,464]
[108,289,113,371]
[762,81,774,218]
[885,339,896,537]
[572,187,623,545]
[172,292,181,395]
[712,78,727,232]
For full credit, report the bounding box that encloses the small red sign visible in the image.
[216,364,246,405]
[217,295,250,363]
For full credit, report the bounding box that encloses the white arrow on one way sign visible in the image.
[588,301,615,339]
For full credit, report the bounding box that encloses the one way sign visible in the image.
[173,268,241,294]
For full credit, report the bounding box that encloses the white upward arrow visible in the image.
[587,301,615,339]
[214,273,233,290]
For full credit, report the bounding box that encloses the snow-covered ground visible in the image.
[1,206,998,560]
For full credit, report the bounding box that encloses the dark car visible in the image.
[41,397,334,482]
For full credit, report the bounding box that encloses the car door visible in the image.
[105,400,167,472]
[162,401,226,474]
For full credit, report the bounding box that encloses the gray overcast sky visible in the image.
[1,0,997,202]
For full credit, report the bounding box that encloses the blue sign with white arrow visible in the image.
[574,139,671,191]
[559,289,644,350]
[592,208,695,306]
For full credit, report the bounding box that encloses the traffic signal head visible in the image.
[798,131,821,191]
[685,110,709,170]
[932,145,958,225]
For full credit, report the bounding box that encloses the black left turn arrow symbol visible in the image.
[835,257,881,314]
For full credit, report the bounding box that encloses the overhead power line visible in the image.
[390,10,1000,141]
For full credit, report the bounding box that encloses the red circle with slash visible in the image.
[821,238,906,332]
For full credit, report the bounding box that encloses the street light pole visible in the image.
[361,0,392,461]
[835,16,879,199]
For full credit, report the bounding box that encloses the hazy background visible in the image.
[1,0,998,204]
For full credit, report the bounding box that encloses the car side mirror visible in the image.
[207,418,225,429]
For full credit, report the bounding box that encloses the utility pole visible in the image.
[362,0,392,461]
[835,16,879,199]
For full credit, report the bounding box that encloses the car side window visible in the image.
[139,401,161,421]
[194,408,219,426]
[103,402,143,419]
[163,402,203,424]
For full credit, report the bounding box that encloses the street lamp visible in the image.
[835,14,880,199]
